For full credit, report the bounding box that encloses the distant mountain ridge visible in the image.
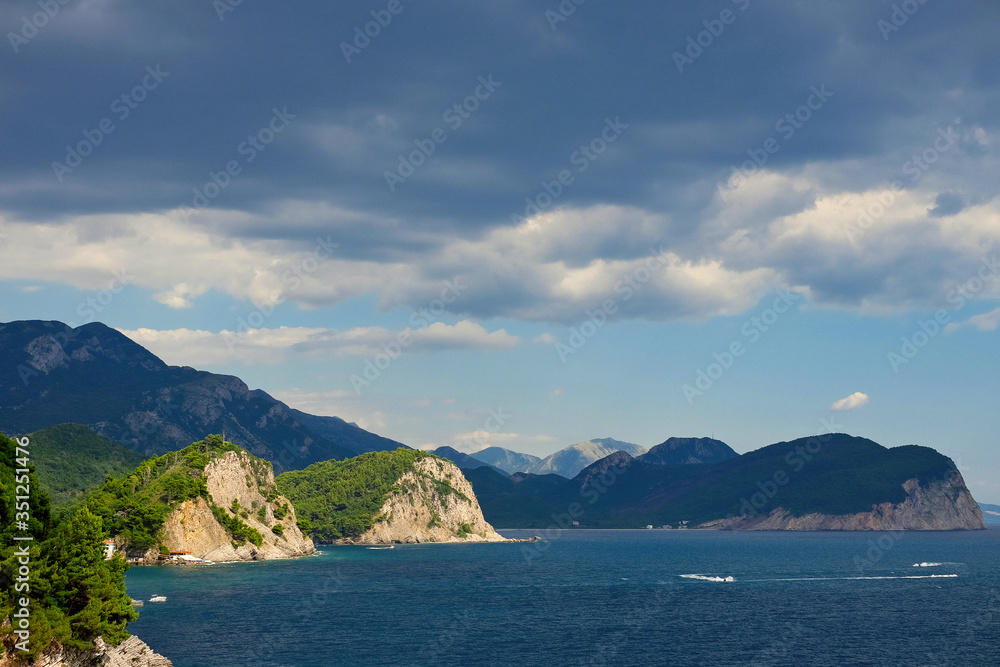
[0,320,406,472]
[465,434,985,530]
[430,446,509,477]
[638,437,737,465]
[471,446,541,475]
[470,438,647,478]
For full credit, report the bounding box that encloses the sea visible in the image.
[125,529,1000,667]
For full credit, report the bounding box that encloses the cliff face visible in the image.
[338,458,507,544]
[701,474,986,530]
[0,635,171,667]
[159,450,314,561]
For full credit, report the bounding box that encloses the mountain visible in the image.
[470,438,648,478]
[85,434,314,562]
[26,423,147,509]
[980,502,1000,525]
[638,437,738,465]
[431,446,509,477]
[464,434,985,530]
[276,449,507,544]
[0,320,406,472]
[282,402,408,455]
[469,446,542,475]
[531,438,647,478]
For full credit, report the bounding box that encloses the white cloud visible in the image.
[4,161,1000,327]
[831,392,870,411]
[945,307,1000,334]
[153,283,209,309]
[967,308,1000,331]
[534,333,557,344]
[118,322,519,367]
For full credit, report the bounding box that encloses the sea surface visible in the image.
[125,529,1000,666]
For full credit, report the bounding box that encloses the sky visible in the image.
[2,1,999,502]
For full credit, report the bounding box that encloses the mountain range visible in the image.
[0,320,405,472]
[463,434,985,530]
[1,320,991,531]
[468,437,737,479]
[0,320,723,479]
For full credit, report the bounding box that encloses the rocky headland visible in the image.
[335,457,508,545]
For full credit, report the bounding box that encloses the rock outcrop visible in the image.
[700,474,986,530]
[158,450,314,561]
[336,458,508,544]
[0,635,171,667]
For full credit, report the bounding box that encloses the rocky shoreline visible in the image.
[0,635,171,667]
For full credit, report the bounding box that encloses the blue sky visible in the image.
[2,1,999,502]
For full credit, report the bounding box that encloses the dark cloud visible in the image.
[2,0,999,320]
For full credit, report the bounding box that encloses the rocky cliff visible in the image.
[700,473,986,530]
[336,458,508,545]
[0,635,171,667]
[158,450,314,561]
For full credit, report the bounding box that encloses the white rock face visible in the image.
[0,635,171,667]
[338,458,508,544]
[700,474,986,530]
[160,450,315,561]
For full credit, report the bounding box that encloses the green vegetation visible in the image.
[83,434,274,551]
[276,448,464,542]
[0,434,137,658]
[209,502,263,547]
[26,423,146,512]
[466,434,966,529]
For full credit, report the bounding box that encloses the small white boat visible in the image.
[366,545,394,550]
[148,594,167,602]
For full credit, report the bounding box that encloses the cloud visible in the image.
[534,333,557,344]
[3,2,1000,330]
[831,392,870,411]
[946,307,1000,333]
[118,322,519,367]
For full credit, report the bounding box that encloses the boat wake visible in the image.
[679,574,735,582]
[912,562,943,567]
[761,574,958,582]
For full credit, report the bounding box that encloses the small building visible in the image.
[103,539,115,560]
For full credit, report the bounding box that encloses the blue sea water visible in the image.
[125,529,1000,666]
